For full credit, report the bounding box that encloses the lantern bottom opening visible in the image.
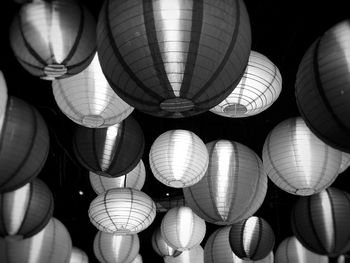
[82,115,105,127]
[223,103,247,115]
[295,188,315,196]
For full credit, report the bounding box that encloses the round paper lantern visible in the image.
[291,187,350,256]
[152,227,182,258]
[339,152,350,174]
[295,19,350,153]
[88,188,156,234]
[131,254,143,263]
[93,231,140,263]
[96,0,251,118]
[9,0,96,80]
[229,216,275,260]
[160,206,206,251]
[0,71,8,135]
[183,140,267,225]
[52,54,133,128]
[149,129,208,188]
[210,51,282,118]
[0,96,50,193]
[73,116,145,177]
[155,195,186,213]
[164,245,204,263]
[262,116,342,196]
[68,247,89,263]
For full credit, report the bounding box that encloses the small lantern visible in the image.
[152,227,182,258]
[68,247,89,263]
[164,246,204,263]
[0,71,8,135]
[131,254,143,263]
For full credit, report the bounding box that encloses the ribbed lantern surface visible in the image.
[152,227,182,257]
[149,129,208,188]
[9,0,96,80]
[183,140,267,225]
[68,247,89,263]
[164,245,204,263]
[0,72,8,135]
[262,117,342,196]
[96,0,251,118]
[88,188,156,234]
[210,51,282,118]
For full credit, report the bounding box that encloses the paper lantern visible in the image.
[164,245,204,263]
[0,72,8,135]
[210,51,282,118]
[96,0,251,118]
[0,217,72,263]
[339,152,350,174]
[152,227,182,258]
[149,129,208,188]
[160,206,206,251]
[262,116,342,196]
[131,254,143,263]
[52,54,133,128]
[291,187,350,256]
[68,247,89,263]
[155,195,186,213]
[73,116,145,177]
[0,96,50,193]
[183,140,267,225]
[9,0,96,80]
[93,231,140,263]
[295,19,350,153]
[88,188,156,234]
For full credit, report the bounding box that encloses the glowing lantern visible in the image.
[183,140,267,225]
[0,96,50,193]
[149,129,208,188]
[88,188,156,234]
[131,254,143,263]
[164,246,204,263]
[68,247,89,263]
[9,0,96,80]
[210,51,282,118]
[339,152,350,174]
[0,72,8,135]
[152,227,182,258]
[262,117,342,196]
[73,116,145,177]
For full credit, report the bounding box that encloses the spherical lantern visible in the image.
[69,247,89,263]
[96,0,251,118]
[0,71,8,135]
[262,116,342,196]
[93,231,140,263]
[149,129,208,188]
[210,51,282,118]
[131,254,143,263]
[339,152,350,174]
[0,96,50,193]
[183,140,267,225]
[160,206,206,251]
[164,245,204,263]
[88,188,156,234]
[291,187,350,256]
[52,54,134,128]
[9,0,96,80]
[152,227,182,258]
[73,116,145,177]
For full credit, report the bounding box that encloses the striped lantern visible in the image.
[73,116,145,177]
[164,246,204,263]
[88,188,156,234]
[295,19,350,153]
[93,231,140,263]
[262,116,342,196]
[52,54,134,128]
[291,187,350,257]
[152,227,182,258]
[160,206,206,251]
[0,96,50,193]
[0,217,72,263]
[0,71,8,135]
[183,140,267,225]
[9,0,96,80]
[210,51,282,118]
[96,0,251,118]
[68,247,89,263]
[339,152,350,174]
[155,195,186,213]
[149,129,209,188]
[131,254,143,263]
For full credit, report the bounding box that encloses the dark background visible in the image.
[1,0,350,262]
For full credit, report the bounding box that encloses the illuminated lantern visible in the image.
[160,206,206,251]
[149,130,208,188]
[68,247,89,263]
[88,188,156,234]
[155,195,186,213]
[339,152,350,174]
[183,140,266,225]
[295,19,350,153]
[93,231,140,263]
[73,116,145,177]
[291,187,350,256]
[131,254,143,263]
[164,246,204,263]
[52,54,133,128]
[152,227,182,258]
[9,0,96,80]
[0,72,8,134]
[0,96,50,193]
[262,117,342,196]
[210,51,282,118]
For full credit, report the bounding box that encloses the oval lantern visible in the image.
[295,19,350,153]
[291,187,350,257]
[262,116,342,196]
[88,188,156,234]
[9,0,96,80]
[73,116,145,177]
[210,51,282,118]
[68,247,89,263]
[0,96,50,193]
[339,152,350,174]
[164,246,204,263]
[52,53,134,128]
[0,71,8,134]
[97,0,251,118]
[183,140,267,225]
[152,227,182,258]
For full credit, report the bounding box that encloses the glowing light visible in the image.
[242,217,260,254]
[50,9,65,63]
[178,207,194,248]
[28,224,46,263]
[101,125,120,171]
[319,191,335,251]
[78,190,84,196]
[171,131,191,182]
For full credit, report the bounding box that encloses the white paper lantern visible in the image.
[339,152,350,174]
[152,227,182,258]
[164,246,204,263]
[131,254,143,263]
[68,247,89,263]
[0,71,8,135]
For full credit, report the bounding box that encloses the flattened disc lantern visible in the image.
[97,0,251,117]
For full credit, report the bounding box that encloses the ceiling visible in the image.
[1,0,350,262]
